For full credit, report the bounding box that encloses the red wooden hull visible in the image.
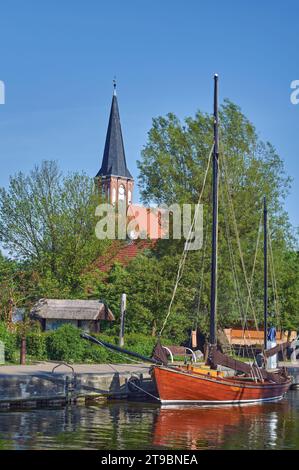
[152,366,291,404]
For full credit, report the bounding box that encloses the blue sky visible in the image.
[0,0,298,227]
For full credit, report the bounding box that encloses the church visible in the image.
[95,81,134,207]
[95,83,153,272]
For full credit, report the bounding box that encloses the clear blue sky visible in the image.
[0,1,298,227]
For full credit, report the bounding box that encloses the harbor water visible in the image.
[0,390,299,450]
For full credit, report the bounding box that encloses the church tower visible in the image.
[96,82,134,206]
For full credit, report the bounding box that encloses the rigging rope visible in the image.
[194,205,210,329]
[219,163,263,361]
[267,222,285,358]
[220,177,250,357]
[241,208,263,359]
[244,208,263,322]
[268,228,280,320]
[128,379,160,401]
[219,147,271,370]
[221,149,260,334]
[159,143,214,336]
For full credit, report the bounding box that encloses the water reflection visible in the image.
[153,401,289,450]
[0,392,298,450]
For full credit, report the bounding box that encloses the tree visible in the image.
[278,251,299,333]
[0,252,21,322]
[0,161,110,291]
[137,100,298,335]
[89,254,198,343]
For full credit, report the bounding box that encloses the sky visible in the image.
[0,0,298,227]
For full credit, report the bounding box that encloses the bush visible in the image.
[83,341,109,363]
[89,333,127,363]
[25,332,47,360]
[83,332,171,363]
[0,322,18,362]
[0,322,171,364]
[0,321,173,364]
[90,332,161,362]
[125,333,157,357]
[46,324,85,363]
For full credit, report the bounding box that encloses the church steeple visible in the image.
[96,83,134,205]
[96,83,133,180]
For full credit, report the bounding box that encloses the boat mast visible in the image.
[210,74,219,346]
[263,196,268,350]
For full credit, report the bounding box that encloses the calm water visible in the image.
[1,391,299,450]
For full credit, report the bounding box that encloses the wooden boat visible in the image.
[152,365,290,405]
[151,75,291,404]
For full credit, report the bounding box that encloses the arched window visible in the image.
[118,184,125,201]
[112,187,116,205]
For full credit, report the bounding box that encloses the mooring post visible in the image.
[119,293,127,347]
[191,330,197,348]
[20,336,26,365]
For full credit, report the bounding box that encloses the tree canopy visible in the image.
[136,100,298,336]
[0,161,110,315]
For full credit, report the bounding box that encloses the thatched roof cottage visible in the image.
[31,298,115,333]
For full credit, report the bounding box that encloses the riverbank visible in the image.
[0,362,153,408]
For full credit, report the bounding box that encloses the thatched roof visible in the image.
[31,299,115,321]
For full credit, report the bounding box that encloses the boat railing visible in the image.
[162,346,197,363]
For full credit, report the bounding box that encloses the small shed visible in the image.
[31,298,115,333]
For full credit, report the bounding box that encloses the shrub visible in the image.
[0,322,18,362]
[6,324,174,365]
[125,333,157,357]
[25,332,47,359]
[0,322,171,364]
[90,333,126,363]
[83,332,171,363]
[83,342,109,363]
[89,333,161,362]
[46,324,85,363]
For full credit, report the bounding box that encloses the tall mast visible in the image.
[210,74,219,345]
[263,196,268,350]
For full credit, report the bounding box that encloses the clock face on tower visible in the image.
[118,184,125,201]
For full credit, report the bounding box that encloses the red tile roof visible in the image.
[96,239,154,273]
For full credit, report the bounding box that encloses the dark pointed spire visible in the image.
[96,84,133,179]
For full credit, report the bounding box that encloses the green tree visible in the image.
[0,252,22,322]
[0,161,110,292]
[278,250,299,333]
[137,100,298,335]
